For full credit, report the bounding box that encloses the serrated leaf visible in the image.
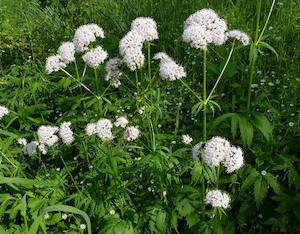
[254,177,268,206]
[238,116,253,147]
[191,162,203,183]
[241,170,260,192]
[253,113,273,142]
[264,173,282,194]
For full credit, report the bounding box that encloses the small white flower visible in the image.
[182,134,193,144]
[109,210,115,215]
[124,126,140,141]
[45,55,66,74]
[114,116,129,128]
[58,121,74,145]
[57,42,75,64]
[205,190,230,209]
[131,17,159,42]
[82,46,108,68]
[261,170,267,176]
[138,106,145,114]
[44,213,50,219]
[163,191,167,196]
[288,122,294,127]
[226,30,250,45]
[18,138,27,146]
[62,214,68,220]
[80,224,86,230]
[38,144,48,155]
[0,105,9,119]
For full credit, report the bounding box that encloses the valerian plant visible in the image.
[0,2,299,233]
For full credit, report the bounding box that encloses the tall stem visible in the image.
[147,42,151,80]
[94,69,99,95]
[203,47,207,143]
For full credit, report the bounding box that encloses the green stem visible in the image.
[147,42,151,79]
[60,68,100,100]
[247,58,256,112]
[203,47,207,143]
[59,154,81,194]
[135,70,139,97]
[256,0,276,45]
[206,42,235,102]
[255,0,262,42]
[94,69,99,95]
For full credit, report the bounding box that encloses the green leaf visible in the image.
[238,116,253,147]
[264,173,282,194]
[253,113,273,142]
[231,114,239,138]
[209,113,237,133]
[254,177,268,206]
[241,170,260,192]
[191,162,203,183]
[259,41,278,58]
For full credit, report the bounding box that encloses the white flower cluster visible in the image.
[203,136,244,173]
[205,190,230,209]
[114,116,129,128]
[58,121,74,145]
[46,23,107,73]
[45,55,66,74]
[124,126,140,141]
[58,42,76,64]
[153,52,186,81]
[183,9,249,49]
[119,30,145,71]
[73,24,105,52]
[226,30,250,46]
[182,134,193,144]
[119,17,159,71]
[0,105,9,119]
[85,119,113,141]
[37,125,59,147]
[105,58,123,88]
[131,17,159,42]
[82,46,108,68]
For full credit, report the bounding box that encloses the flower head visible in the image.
[223,146,244,173]
[58,121,74,145]
[0,105,9,119]
[45,55,66,74]
[82,46,108,68]
[154,52,186,81]
[131,17,159,42]
[114,116,129,128]
[85,123,97,136]
[205,190,230,209]
[105,58,123,88]
[73,24,105,52]
[119,30,144,71]
[95,118,113,141]
[203,136,232,166]
[58,42,75,64]
[18,138,27,146]
[37,125,59,147]
[124,126,140,141]
[226,30,250,45]
[183,9,228,49]
[182,134,193,144]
